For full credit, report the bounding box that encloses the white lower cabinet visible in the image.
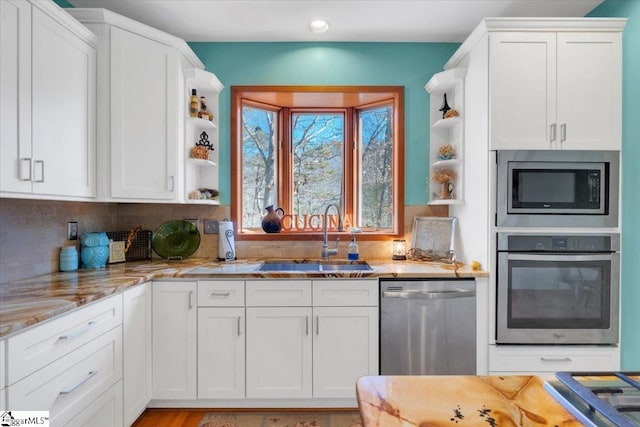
[123,283,151,425]
[64,381,123,427]
[312,306,378,398]
[246,307,313,399]
[0,340,5,411]
[7,325,122,426]
[197,307,245,399]
[152,281,197,400]
[489,345,620,376]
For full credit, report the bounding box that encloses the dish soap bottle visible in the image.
[348,232,359,261]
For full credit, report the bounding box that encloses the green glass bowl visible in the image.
[152,220,200,259]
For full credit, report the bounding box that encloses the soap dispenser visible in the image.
[348,230,359,261]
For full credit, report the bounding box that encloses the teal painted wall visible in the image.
[589,0,640,370]
[53,0,74,7]
[189,42,459,206]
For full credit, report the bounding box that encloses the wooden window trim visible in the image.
[231,86,404,241]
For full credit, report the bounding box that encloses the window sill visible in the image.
[235,230,400,241]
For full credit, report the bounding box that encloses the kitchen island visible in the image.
[356,375,580,426]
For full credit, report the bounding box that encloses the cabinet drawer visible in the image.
[312,280,378,306]
[64,380,123,427]
[246,280,311,306]
[198,281,245,307]
[7,295,122,385]
[8,325,122,426]
[489,345,620,373]
[0,340,5,389]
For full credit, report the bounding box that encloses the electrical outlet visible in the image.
[67,221,78,240]
[203,219,219,234]
[185,218,198,230]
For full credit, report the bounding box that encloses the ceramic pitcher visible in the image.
[261,205,285,233]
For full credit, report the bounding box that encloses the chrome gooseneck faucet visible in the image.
[321,203,344,260]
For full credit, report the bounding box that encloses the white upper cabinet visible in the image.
[1,0,96,199]
[67,8,218,203]
[109,26,179,200]
[489,28,622,150]
[556,32,622,150]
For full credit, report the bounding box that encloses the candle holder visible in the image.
[392,239,406,260]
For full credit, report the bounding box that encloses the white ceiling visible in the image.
[68,0,603,42]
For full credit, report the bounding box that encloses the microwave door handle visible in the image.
[506,254,613,262]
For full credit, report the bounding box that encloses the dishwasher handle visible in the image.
[382,289,475,300]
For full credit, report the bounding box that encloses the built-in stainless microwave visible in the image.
[496,150,619,228]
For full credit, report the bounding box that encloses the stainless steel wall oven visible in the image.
[496,233,620,345]
[496,150,619,227]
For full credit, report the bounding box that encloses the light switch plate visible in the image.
[67,221,78,240]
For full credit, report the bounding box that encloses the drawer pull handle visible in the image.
[237,316,242,336]
[210,292,231,297]
[59,321,97,340]
[305,316,309,335]
[60,370,98,395]
[188,290,194,310]
[540,357,572,362]
[316,316,319,335]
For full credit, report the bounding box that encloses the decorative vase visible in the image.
[440,182,454,200]
[261,205,285,233]
[59,246,78,272]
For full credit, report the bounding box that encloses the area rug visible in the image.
[198,411,363,427]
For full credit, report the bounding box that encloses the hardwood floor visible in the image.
[131,408,361,427]
[132,409,208,427]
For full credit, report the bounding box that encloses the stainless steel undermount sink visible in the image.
[257,260,372,272]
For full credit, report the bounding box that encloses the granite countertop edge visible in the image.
[0,258,488,338]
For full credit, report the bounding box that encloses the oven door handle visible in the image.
[505,254,614,262]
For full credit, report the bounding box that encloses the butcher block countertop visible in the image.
[356,375,580,427]
[0,258,487,338]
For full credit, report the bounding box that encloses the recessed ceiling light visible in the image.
[309,19,329,34]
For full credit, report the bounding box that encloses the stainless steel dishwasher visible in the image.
[380,279,476,375]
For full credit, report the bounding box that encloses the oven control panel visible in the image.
[498,234,618,252]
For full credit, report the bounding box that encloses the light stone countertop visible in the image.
[0,258,487,338]
[356,375,580,426]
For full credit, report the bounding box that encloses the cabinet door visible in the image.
[31,6,96,197]
[198,307,245,399]
[0,0,32,194]
[313,307,378,398]
[246,307,312,398]
[557,32,622,150]
[123,284,151,425]
[152,281,196,400]
[490,32,556,150]
[110,26,179,200]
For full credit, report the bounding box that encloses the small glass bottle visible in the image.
[189,89,199,117]
[348,233,359,261]
[198,96,213,121]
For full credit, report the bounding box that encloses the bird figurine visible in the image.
[439,93,452,119]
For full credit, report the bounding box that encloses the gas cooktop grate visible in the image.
[556,372,640,427]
